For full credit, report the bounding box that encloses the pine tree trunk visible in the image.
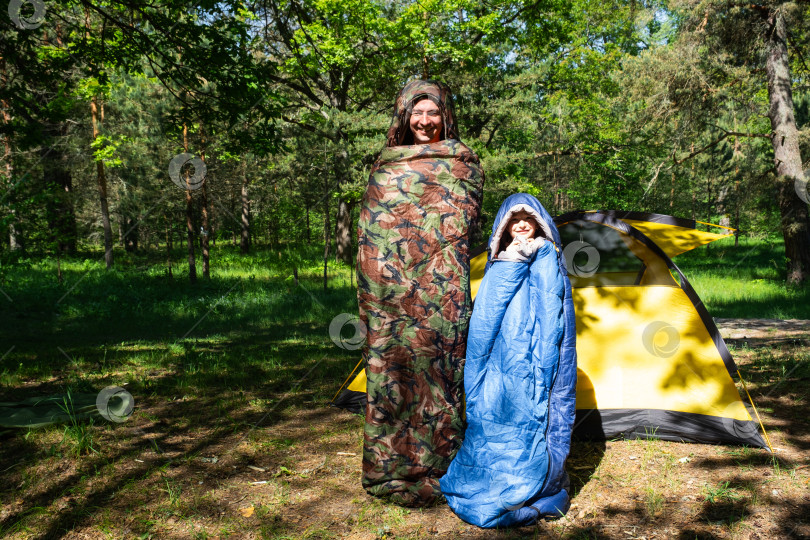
[335,199,352,265]
[43,145,77,255]
[733,135,741,247]
[2,141,22,252]
[8,219,22,251]
[201,183,210,279]
[200,128,210,279]
[1,57,22,251]
[765,9,810,285]
[185,184,197,283]
[118,214,124,246]
[91,97,113,268]
[183,123,197,284]
[201,174,210,279]
[240,159,250,254]
[323,177,330,291]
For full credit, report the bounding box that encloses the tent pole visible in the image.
[737,369,775,453]
[330,357,365,405]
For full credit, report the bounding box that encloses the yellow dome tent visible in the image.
[333,211,770,450]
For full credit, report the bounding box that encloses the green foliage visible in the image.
[90,134,128,168]
[675,236,810,318]
[161,477,182,507]
[1,0,808,286]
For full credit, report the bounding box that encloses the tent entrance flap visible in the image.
[331,361,366,413]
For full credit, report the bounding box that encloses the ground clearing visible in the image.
[1,318,808,539]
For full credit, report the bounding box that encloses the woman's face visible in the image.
[409,98,442,144]
[508,211,537,240]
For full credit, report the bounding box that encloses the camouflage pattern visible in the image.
[358,80,484,507]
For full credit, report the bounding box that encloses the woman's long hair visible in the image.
[384,79,460,147]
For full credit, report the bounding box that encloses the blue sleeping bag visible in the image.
[440,193,577,528]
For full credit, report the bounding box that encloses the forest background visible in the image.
[2,1,810,538]
[1,0,809,285]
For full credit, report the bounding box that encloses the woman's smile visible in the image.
[409,99,442,144]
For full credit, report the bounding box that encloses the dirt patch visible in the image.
[716,318,810,348]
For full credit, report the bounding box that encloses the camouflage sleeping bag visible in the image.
[358,80,484,506]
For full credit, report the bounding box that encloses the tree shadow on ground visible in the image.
[0,399,357,538]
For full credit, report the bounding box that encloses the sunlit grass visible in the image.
[0,243,359,391]
[1,236,806,389]
[674,235,810,319]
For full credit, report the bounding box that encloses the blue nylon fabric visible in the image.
[440,193,577,528]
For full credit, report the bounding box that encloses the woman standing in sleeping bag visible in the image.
[357,79,484,506]
[439,193,577,527]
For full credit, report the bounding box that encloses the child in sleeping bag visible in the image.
[439,193,577,528]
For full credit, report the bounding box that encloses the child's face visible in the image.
[507,211,537,240]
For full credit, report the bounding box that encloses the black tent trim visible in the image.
[574,408,768,449]
[556,210,698,229]
[331,387,365,414]
[332,392,769,449]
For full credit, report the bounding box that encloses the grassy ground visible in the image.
[0,239,808,539]
[674,235,810,319]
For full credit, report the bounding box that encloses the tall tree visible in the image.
[89,88,114,267]
[666,1,810,284]
[240,157,251,254]
[762,6,810,284]
[0,56,22,251]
